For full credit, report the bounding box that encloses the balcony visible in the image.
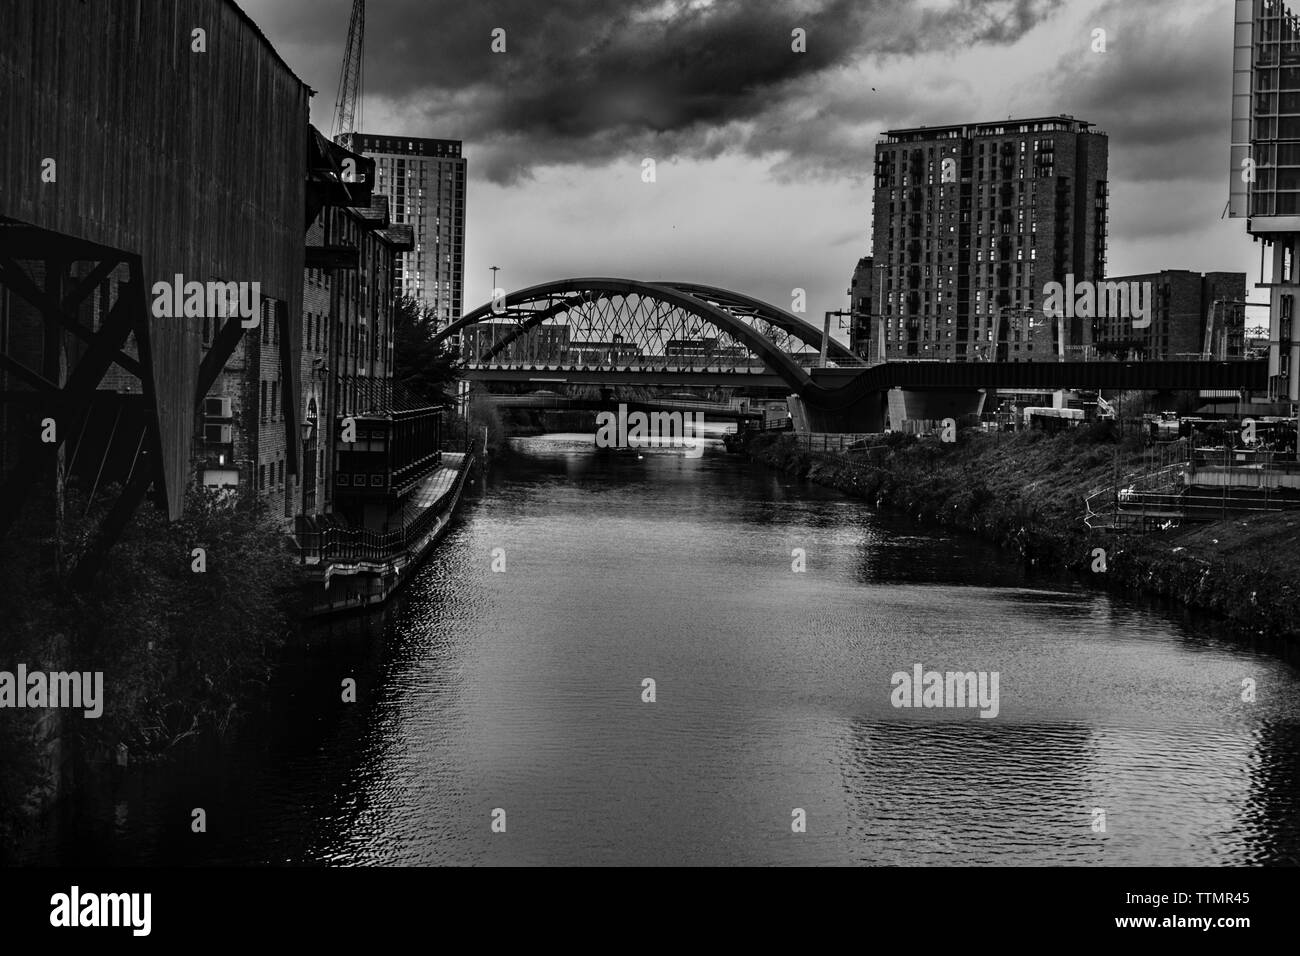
[297,452,473,566]
[332,382,447,513]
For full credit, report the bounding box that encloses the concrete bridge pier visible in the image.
[885,388,987,429]
[789,390,888,434]
[790,387,986,434]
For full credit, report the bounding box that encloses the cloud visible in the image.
[246,0,1068,183]
[240,0,1257,308]
[1040,0,1233,184]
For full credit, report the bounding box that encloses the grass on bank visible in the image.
[747,423,1300,643]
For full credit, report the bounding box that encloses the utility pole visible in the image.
[823,310,852,367]
[875,262,887,364]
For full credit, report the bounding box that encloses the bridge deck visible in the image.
[464,359,1268,393]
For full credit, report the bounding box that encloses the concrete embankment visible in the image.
[740,428,1300,651]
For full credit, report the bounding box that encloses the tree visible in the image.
[0,483,300,857]
[393,295,459,403]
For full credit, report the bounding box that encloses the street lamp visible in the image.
[300,418,316,517]
[871,262,889,364]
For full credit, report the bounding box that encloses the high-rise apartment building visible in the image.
[354,133,466,327]
[1230,0,1300,409]
[870,116,1109,361]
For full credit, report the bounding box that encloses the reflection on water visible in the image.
[29,434,1300,865]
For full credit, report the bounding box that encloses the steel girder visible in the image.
[0,224,170,589]
[435,278,1269,414]
[432,278,856,398]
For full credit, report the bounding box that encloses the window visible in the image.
[260,381,267,421]
[258,464,265,490]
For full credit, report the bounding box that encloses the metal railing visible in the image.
[1083,457,1195,530]
[745,414,793,432]
[1188,448,1300,472]
[791,432,880,454]
[1085,456,1300,530]
[297,453,474,565]
[486,395,750,414]
[1114,489,1300,520]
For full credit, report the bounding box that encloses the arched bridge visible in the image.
[433,277,860,392]
[435,278,1269,432]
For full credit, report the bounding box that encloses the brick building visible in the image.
[1095,270,1246,361]
[196,294,293,524]
[305,197,418,529]
[462,320,571,365]
[847,255,877,360]
[195,192,426,530]
[870,115,1109,361]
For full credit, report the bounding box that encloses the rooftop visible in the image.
[881,115,1098,140]
[354,133,465,158]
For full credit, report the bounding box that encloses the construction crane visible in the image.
[331,0,365,149]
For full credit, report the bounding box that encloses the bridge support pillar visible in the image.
[885,388,987,429]
[787,394,810,434]
[793,390,888,433]
[1152,389,1178,413]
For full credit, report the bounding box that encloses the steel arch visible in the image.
[658,281,858,363]
[432,277,852,397]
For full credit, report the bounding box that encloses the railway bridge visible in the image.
[437,278,1268,432]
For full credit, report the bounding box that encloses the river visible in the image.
[36,433,1300,865]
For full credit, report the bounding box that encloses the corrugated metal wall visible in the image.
[0,0,308,518]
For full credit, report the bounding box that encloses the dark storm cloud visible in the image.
[1043,0,1232,185]
[250,0,1066,183]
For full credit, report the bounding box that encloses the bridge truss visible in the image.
[434,277,1269,430]
[432,278,860,393]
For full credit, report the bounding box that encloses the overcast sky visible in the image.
[240,0,1265,334]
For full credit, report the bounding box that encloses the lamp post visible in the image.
[300,418,316,516]
[874,262,888,364]
[298,418,314,567]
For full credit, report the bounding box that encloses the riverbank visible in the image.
[740,426,1300,650]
